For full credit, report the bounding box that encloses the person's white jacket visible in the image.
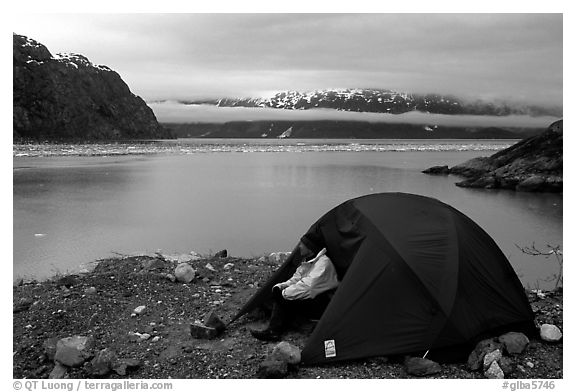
[274,248,339,300]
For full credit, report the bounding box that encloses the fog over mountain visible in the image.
[150,102,558,129]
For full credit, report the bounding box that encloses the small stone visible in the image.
[223,263,234,270]
[140,333,151,340]
[190,323,218,340]
[404,357,442,376]
[175,263,196,283]
[205,263,216,272]
[88,313,99,327]
[498,332,529,354]
[84,287,97,295]
[483,349,502,370]
[256,359,289,378]
[49,363,67,379]
[214,249,228,258]
[165,274,176,283]
[151,336,161,343]
[203,311,226,333]
[526,361,534,368]
[132,305,146,316]
[540,324,562,342]
[271,341,301,365]
[517,365,526,372]
[484,361,505,379]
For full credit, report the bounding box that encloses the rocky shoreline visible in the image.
[13,252,563,379]
[423,120,562,193]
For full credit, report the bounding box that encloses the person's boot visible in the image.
[250,327,281,342]
[250,301,286,341]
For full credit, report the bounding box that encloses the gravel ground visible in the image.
[13,254,563,379]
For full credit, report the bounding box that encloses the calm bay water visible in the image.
[13,139,562,289]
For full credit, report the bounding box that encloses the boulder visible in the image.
[467,338,504,371]
[483,349,502,370]
[214,249,228,258]
[203,311,226,334]
[516,175,547,192]
[404,357,442,376]
[271,342,302,365]
[49,363,67,379]
[256,359,289,378]
[484,361,505,379]
[87,348,118,376]
[174,263,196,283]
[498,332,530,354]
[540,324,562,342]
[54,336,94,367]
[190,323,219,340]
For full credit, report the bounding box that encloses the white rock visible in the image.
[84,287,97,295]
[540,324,562,342]
[174,263,196,283]
[132,306,146,316]
[483,349,502,370]
[223,263,234,270]
[484,361,504,379]
[205,263,216,272]
[268,252,291,263]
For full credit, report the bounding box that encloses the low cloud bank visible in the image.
[150,102,559,128]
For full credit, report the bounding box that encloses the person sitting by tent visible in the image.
[250,239,339,342]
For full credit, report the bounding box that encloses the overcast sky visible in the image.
[11,13,562,107]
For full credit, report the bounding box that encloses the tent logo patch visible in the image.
[324,340,336,358]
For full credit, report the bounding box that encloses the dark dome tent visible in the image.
[231,193,536,364]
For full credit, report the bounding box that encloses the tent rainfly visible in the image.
[231,193,536,364]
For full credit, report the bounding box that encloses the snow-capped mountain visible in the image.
[184,88,561,117]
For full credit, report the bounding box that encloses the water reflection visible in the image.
[13,151,562,289]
